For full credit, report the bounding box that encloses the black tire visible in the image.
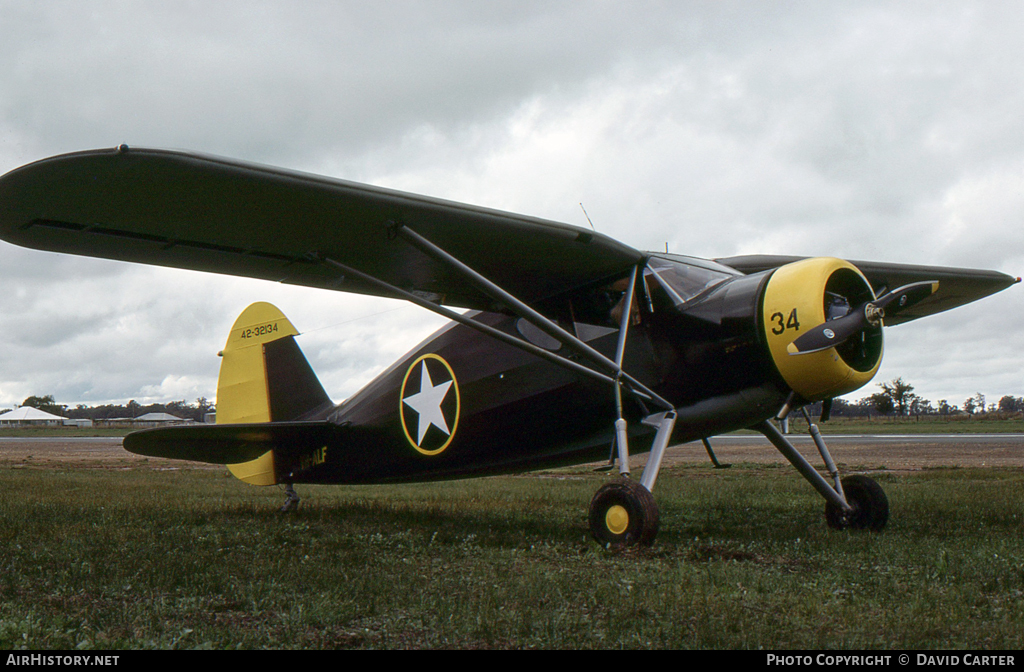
[588,478,660,548]
[825,475,889,531]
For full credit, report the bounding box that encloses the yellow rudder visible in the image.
[217,302,300,485]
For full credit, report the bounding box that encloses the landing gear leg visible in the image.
[589,411,675,548]
[755,419,888,532]
[280,483,300,513]
[701,437,731,469]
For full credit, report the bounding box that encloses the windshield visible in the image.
[645,255,736,307]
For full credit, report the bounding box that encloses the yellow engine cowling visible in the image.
[762,257,882,401]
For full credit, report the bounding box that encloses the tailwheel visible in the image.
[825,475,889,531]
[589,478,659,548]
[279,483,300,513]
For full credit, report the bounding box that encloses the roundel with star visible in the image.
[399,353,460,456]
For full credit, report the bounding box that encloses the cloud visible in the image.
[0,1,1021,408]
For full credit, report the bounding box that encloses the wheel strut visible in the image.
[755,418,889,531]
[755,419,851,513]
[701,437,731,469]
[589,411,676,548]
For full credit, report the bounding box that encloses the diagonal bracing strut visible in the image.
[755,420,852,512]
[392,223,674,413]
[312,254,634,395]
[313,223,676,491]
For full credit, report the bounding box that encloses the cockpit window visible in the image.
[645,255,736,308]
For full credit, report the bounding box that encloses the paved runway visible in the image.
[705,433,1024,444]
[664,432,1024,470]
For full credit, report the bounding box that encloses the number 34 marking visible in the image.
[770,309,801,335]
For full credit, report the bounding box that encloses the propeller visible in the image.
[787,280,938,356]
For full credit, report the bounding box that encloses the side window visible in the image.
[569,284,622,327]
[645,255,735,309]
[569,276,641,329]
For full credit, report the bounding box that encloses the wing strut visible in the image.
[392,223,678,488]
[612,264,639,476]
[315,223,674,491]
[312,254,635,395]
[391,223,673,412]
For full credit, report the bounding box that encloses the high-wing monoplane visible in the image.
[0,146,1017,546]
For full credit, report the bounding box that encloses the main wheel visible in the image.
[825,475,889,531]
[589,478,659,548]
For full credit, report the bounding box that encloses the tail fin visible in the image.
[217,302,332,485]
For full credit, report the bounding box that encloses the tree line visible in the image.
[8,395,215,422]
[819,378,1023,419]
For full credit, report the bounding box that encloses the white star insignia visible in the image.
[402,361,453,446]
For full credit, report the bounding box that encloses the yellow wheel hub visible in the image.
[605,505,629,535]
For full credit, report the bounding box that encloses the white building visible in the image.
[0,406,68,426]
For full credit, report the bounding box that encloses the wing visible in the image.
[0,146,642,310]
[717,254,1019,325]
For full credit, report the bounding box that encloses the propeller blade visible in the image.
[872,280,939,317]
[786,309,866,354]
[786,280,938,356]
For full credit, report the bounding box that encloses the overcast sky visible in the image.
[0,1,1021,412]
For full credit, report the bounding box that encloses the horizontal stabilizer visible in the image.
[123,421,340,465]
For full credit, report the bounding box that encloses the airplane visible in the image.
[0,145,1018,547]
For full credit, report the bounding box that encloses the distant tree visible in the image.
[22,394,54,408]
[21,394,67,417]
[878,377,916,416]
[964,397,976,415]
[164,400,191,418]
[869,391,895,416]
[998,395,1024,413]
[855,397,878,416]
[910,397,934,416]
[848,396,880,417]
[60,397,219,422]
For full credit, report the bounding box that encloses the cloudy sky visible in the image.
[0,1,1021,412]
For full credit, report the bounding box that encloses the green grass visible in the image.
[1,462,1022,649]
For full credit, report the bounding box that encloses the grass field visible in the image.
[2,459,1022,649]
